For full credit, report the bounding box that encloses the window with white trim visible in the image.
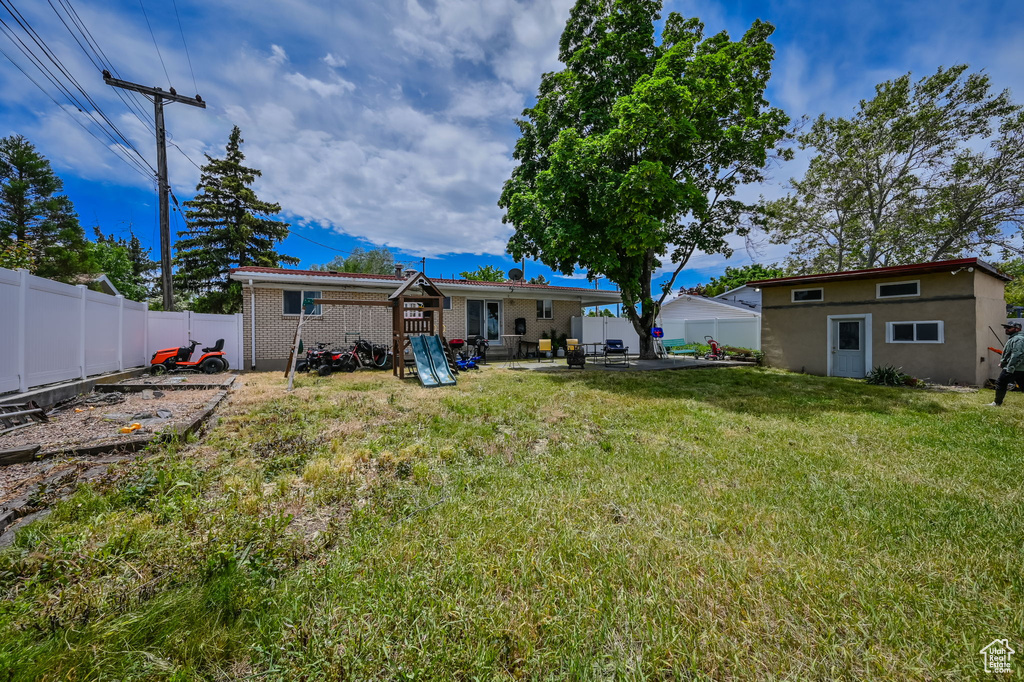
[283,290,321,316]
[877,280,920,299]
[537,298,553,319]
[791,287,823,302]
[886,320,943,343]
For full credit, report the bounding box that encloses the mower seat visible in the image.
[202,339,225,353]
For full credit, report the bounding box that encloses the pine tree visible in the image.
[0,134,93,280]
[175,126,297,313]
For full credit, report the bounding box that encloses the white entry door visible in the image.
[831,318,866,378]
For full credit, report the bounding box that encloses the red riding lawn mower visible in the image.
[150,339,228,375]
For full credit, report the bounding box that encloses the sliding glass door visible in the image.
[467,300,501,342]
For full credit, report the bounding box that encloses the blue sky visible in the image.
[2,0,1022,292]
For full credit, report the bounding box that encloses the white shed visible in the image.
[714,284,761,312]
[657,293,761,349]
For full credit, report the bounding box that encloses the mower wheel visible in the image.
[317,364,333,377]
[200,358,223,374]
[150,363,168,376]
[221,358,230,371]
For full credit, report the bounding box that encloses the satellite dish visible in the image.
[508,268,524,281]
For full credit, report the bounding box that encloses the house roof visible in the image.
[661,292,760,315]
[228,265,622,305]
[748,258,1010,287]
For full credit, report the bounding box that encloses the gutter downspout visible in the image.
[249,279,256,370]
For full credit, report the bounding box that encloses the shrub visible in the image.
[865,365,921,387]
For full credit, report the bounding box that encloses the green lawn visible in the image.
[1,367,1021,680]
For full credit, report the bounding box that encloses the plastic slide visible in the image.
[424,335,457,386]
[408,336,457,387]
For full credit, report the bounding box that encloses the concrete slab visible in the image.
[0,367,150,409]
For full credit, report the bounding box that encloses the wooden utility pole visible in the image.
[103,71,206,311]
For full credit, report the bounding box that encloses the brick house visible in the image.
[229,266,622,370]
[749,258,1010,385]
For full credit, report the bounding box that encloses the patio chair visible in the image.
[538,338,553,363]
[604,339,629,367]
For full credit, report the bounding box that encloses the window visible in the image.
[792,288,823,302]
[886,321,943,343]
[283,290,321,316]
[443,296,452,310]
[537,299,553,319]
[877,280,920,299]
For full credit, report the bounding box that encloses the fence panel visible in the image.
[1,266,242,395]
[145,310,190,360]
[658,318,761,350]
[122,299,148,369]
[189,312,243,369]
[24,276,83,388]
[84,289,121,375]
[0,269,20,393]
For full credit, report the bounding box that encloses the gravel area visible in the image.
[0,388,222,453]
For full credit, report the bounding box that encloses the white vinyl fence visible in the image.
[1,267,242,394]
[571,315,761,351]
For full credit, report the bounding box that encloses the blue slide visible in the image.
[409,336,456,387]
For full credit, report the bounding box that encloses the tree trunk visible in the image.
[623,255,660,360]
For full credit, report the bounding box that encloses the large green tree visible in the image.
[0,135,93,281]
[1001,259,1024,308]
[762,66,1023,273]
[499,0,790,358]
[175,126,297,313]
[702,263,785,296]
[459,265,506,281]
[311,247,400,274]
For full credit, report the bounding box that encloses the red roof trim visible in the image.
[748,258,1010,286]
[229,266,613,294]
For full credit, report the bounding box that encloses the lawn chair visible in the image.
[604,339,629,367]
[538,338,553,363]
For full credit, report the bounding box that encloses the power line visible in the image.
[0,2,156,174]
[0,43,155,183]
[169,0,197,94]
[137,0,170,88]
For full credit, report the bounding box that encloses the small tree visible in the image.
[459,265,506,282]
[311,247,399,274]
[175,126,297,313]
[0,135,93,281]
[90,228,157,301]
[527,274,549,285]
[499,2,790,358]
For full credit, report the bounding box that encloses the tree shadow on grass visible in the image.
[536,366,949,419]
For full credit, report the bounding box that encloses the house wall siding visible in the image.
[243,285,583,369]
[759,271,996,385]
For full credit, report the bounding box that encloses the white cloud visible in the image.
[284,72,356,98]
[323,53,346,68]
[268,44,288,66]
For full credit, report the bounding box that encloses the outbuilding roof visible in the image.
[748,258,1010,287]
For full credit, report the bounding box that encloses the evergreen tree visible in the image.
[0,134,93,280]
[175,126,297,313]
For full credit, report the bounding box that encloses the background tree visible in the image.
[1001,259,1024,308]
[459,264,506,281]
[0,134,93,281]
[499,1,790,358]
[528,274,549,285]
[762,66,1023,273]
[311,247,400,274]
[175,126,297,313]
[90,228,157,301]
[702,263,785,296]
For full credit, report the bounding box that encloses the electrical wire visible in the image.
[0,44,156,184]
[137,0,170,89]
[0,2,156,175]
[169,0,197,94]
